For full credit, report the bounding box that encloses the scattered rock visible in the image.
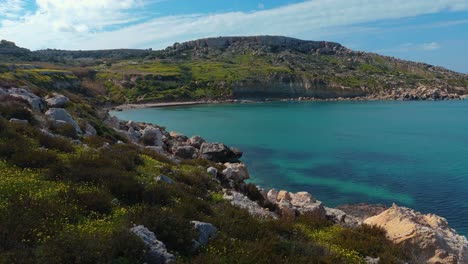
[324,207,359,227]
[265,189,326,220]
[189,135,205,148]
[9,118,28,125]
[46,93,70,108]
[191,221,217,251]
[173,145,197,159]
[146,146,165,155]
[155,175,174,185]
[130,225,175,264]
[199,142,242,163]
[45,108,82,134]
[170,131,188,142]
[206,167,218,177]
[84,123,97,136]
[222,163,250,182]
[223,190,277,219]
[364,204,468,264]
[141,126,163,146]
[365,256,380,264]
[267,189,279,204]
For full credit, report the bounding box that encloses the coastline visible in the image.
[110,93,466,111]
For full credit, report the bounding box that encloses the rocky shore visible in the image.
[104,110,468,264]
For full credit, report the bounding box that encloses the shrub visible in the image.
[48,121,78,139]
[37,226,145,264]
[242,183,265,205]
[128,205,196,255]
[0,95,36,123]
[66,186,113,215]
[37,132,74,153]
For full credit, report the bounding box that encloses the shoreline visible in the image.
[110,95,467,111]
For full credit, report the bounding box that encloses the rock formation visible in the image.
[364,204,468,264]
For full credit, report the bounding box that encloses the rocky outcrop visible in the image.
[173,145,197,159]
[191,221,217,251]
[364,204,468,264]
[45,108,82,134]
[266,189,326,220]
[368,86,462,101]
[130,225,175,264]
[199,142,242,163]
[46,93,70,108]
[6,87,45,111]
[222,163,250,183]
[336,203,388,222]
[141,126,163,146]
[223,190,277,219]
[189,135,205,148]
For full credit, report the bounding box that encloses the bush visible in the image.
[37,227,145,264]
[128,205,196,255]
[48,121,78,139]
[0,95,36,123]
[37,132,74,153]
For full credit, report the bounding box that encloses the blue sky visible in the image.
[1,0,468,73]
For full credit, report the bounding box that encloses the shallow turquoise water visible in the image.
[111,101,468,236]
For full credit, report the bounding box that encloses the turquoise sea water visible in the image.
[111,101,468,236]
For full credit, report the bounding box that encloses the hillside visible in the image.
[1,36,467,104]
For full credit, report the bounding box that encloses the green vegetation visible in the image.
[0,36,463,262]
[0,94,410,263]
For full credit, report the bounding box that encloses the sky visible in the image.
[0,0,468,73]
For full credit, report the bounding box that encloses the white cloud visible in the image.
[1,0,468,50]
[376,42,442,53]
[422,42,441,51]
[0,0,25,18]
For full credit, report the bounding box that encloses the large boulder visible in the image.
[141,126,163,146]
[7,87,45,111]
[191,221,217,251]
[45,108,82,134]
[46,93,70,108]
[130,225,175,264]
[265,189,326,220]
[364,204,468,264]
[199,142,242,162]
[222,163,250,182]
[189,135,205,148]
[173,146,197,159]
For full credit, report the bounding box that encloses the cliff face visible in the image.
[232,73,366,98]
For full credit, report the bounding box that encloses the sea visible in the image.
[111,100,468,236]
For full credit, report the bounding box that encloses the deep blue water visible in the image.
[111,101,468,236]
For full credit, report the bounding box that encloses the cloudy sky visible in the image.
[1,0,468,73]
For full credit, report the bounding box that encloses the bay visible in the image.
[111,100,468,236]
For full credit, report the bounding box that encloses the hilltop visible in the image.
[1,36,467,104]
